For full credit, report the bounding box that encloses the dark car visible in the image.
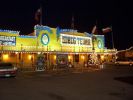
[0,63,17,77]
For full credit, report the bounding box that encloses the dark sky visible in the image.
[0,0,132,50]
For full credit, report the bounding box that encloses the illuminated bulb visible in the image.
[68,56,71,60]
[54,55,56,60]
[38,52,41,54]
[3,54,9,60]
[28,55,32,60]
[101,55,104,60]
[81,55,85,60]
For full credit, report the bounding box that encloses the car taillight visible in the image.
[0,71,4,73]
[10,71,15,74]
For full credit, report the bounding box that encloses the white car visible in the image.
[0,63,17,77]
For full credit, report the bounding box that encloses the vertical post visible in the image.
[47,45,48,70]
[15,52,18,67]
[111,26,116,63]
[1,45,3,62]
[36,36,39,52]
[71,14,75,52]
[21,44,24,68]
[92,35,96,64]
[31,53,33,68]
[71,14,74,30]
[111,26,114,49]
[71,14,75,67]
[92,35,95,51]
[40,4,42,25]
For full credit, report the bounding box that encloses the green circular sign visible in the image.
[41,34,49,45]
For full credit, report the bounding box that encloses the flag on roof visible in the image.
[91,25,97,34]
[35,8,42,22]
[102,27,112,33]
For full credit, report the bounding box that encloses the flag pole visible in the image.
[111,26,116,63]
[40,3,42,25]
[71,14,74,29]
[111,26,114,49]
[71,14,75,66]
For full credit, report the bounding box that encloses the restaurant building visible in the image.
[0,25,116,70]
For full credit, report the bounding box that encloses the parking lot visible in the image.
[0,64,133,100]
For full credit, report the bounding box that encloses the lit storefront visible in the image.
[0,25,116,70]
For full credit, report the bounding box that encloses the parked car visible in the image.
[0,63,17,77]
[115,61,133,66]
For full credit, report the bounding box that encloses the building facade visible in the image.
[116,47,133,61]
[0,25,116,70]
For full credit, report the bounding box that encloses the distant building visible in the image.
[117,47,133,61]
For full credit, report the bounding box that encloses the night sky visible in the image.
[0,0,132,50]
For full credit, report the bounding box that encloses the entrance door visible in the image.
[36,53,45,71]
[56,54,68,68]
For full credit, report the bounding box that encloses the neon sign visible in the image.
[0,35,16,46]
[61,34,92,47]
[41,34,49,45]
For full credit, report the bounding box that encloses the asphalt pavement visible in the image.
[0,64,133,100]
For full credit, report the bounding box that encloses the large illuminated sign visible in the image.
[41,34,49,45]
[0,35,16,46]
[60,34,92,47]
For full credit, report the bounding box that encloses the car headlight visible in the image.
[14,67,17,70]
